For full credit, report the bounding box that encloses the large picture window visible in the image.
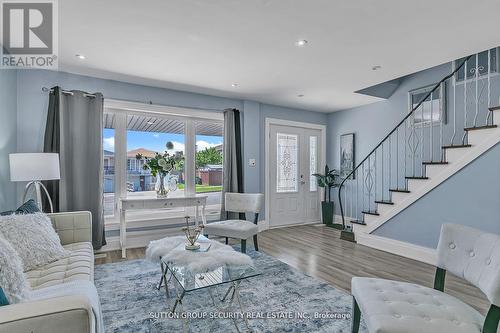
[103,103,224,225]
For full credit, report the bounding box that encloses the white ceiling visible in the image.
[59,0,500,113]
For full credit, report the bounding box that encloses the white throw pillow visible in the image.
[0,213,70,271]
[0,235,31,303]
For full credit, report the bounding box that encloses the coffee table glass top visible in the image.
[165,263,260,292]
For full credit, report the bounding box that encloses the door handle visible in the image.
[300,174,305,185]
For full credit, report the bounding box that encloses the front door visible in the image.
[269,124,322,227]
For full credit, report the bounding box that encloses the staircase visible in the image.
[338,50,500,256]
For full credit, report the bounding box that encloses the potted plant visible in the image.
[135,141,183,198]
[313,165,341,228]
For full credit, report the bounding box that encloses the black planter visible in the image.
[321,201,343,229]
[321,201,334,225]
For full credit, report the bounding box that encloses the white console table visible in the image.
[119,196,208,258]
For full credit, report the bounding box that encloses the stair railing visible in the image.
[336,51,497,232]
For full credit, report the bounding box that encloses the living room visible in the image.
[0,1,499,332]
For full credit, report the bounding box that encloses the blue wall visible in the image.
[10,69,327,207]
[0,70,18,212]
[328,62,500,248]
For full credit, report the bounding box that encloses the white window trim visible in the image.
[104,99,223,225]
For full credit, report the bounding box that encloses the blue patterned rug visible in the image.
[94,249,367,332]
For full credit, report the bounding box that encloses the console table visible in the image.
[119,196,208,258]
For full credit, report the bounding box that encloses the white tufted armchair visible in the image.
[351,224,500,333]
[203,193,263,253]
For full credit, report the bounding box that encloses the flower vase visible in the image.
[155,173,169,198]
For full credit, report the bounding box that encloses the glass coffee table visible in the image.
[158,257,260,332]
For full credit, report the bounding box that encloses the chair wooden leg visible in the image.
[352,297,361,333]
[241,239,247,253]
[253,234,259,251]
[225,237,229,245]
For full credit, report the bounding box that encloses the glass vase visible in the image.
[155,173,169,198]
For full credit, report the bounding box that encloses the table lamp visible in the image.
[9,153,61,213]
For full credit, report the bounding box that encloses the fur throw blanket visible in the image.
[145,236,253,272]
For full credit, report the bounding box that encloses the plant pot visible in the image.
[321,201,334,225]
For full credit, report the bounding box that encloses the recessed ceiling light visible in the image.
[146,121,155,125]
[372,65,382,71]
[297,94,304,97]
[75,54,86,60]
[231,83,238,87]
[295,39,308,47]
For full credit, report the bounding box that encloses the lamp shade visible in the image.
[9,153,61,181]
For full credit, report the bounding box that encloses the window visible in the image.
[408,82,446,127]
[103,127,115,217]
[276,133,298,193]
[126,114,185,199]
[309,136,317,191]
[195,120,223,221]
[454,48,499,82]
[103,104,223,225]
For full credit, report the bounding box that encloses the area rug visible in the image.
[94,249,367,332]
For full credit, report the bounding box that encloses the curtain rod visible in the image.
[42,86,97,98]
[41,86,233,112]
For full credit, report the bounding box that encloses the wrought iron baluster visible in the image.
[350,175,355,219]
[396,129,399,189]
[388,136,392,189]
[368,157,371,212]
[440,85,444,161]
[421,104,424,176]
[473,53,480,127]
[374,149,377,203]
[404,116,407,179]
[381,143,384,201]
[451,62,457,145]
[344,183,348,221]
[430,91,433,162]
[366,157,370,212]
[487,49,492,125]
[362,162,365,215]
[356,169,359,221]
[411,114,416,176]
[462,58,468,144]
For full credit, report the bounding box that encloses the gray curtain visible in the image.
[43,87,106,249]
[221,108,244,220]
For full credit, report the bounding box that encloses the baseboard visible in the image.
[355,233,437,265]
[268,220,321,229]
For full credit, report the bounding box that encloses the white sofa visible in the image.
[0,211,102,333]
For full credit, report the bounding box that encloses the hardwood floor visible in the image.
[95,224,489,314]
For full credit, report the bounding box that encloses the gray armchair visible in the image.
[351,224,500,333]
[204,193,264,253]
